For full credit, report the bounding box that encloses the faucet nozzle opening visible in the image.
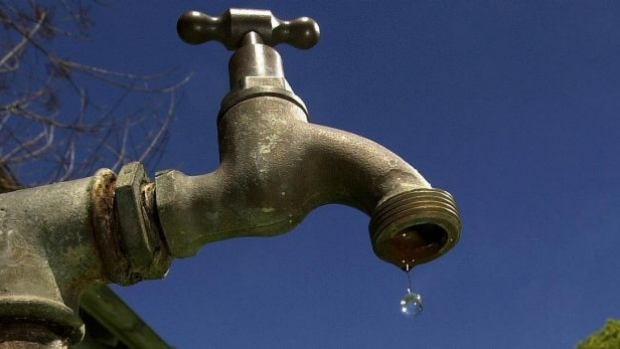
[369,188,461,270]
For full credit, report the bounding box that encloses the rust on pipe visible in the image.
[0,167,170,346]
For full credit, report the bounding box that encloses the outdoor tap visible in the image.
[157,8,461,270]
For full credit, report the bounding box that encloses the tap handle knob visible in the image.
[177,8,320,50]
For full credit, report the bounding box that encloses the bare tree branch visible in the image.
[0,11,45,71]
[0,0,190,187]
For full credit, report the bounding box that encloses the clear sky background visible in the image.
[74,1,620,348]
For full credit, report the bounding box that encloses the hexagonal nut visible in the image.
[115,162,157,274]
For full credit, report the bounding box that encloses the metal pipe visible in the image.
[0,172,112,345]
[78,285,171,349]
[0,166,170,346]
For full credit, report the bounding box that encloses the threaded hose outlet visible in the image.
[369,188,461,270]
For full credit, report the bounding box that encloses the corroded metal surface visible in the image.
[0,175,102,343]
[0,169,170,345]
[115,163,170,282]
[91,169,129,286]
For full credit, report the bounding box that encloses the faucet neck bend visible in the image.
[154,94,460,267]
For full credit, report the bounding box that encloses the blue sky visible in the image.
[78,1,620,348]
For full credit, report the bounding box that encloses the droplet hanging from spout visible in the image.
[401,290,423,317]
[400,265,423,317]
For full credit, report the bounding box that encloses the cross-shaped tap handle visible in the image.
[177,8,320,50]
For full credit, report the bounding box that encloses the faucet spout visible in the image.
[155,81,460,271]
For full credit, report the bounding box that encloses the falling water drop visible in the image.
[400,264,423,317]
[400,289,423,316]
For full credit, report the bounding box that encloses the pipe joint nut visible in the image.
[115,162,170,283]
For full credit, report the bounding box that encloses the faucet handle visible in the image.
[177,8,320,50]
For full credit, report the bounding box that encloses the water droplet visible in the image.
[400,265,423,317]
[400,289,423,316]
